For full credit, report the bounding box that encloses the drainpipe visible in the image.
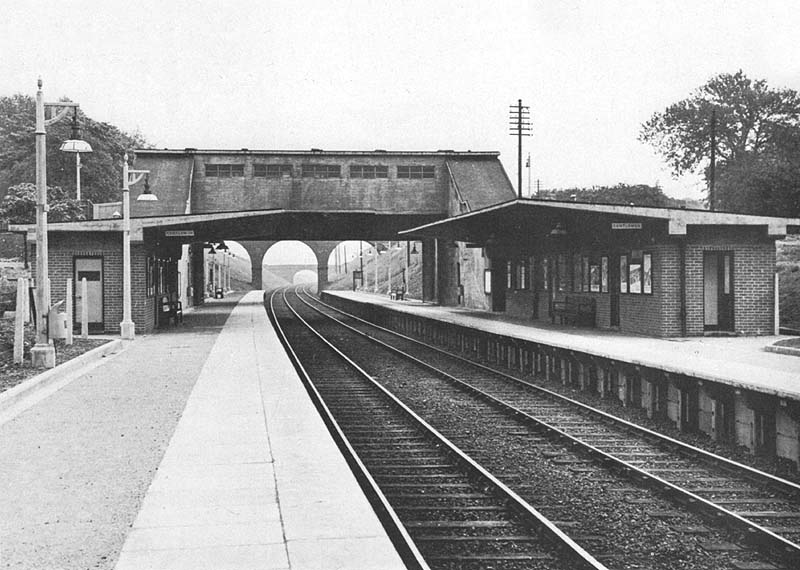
[679,239,687,336]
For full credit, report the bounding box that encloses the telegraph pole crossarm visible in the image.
[509,99,531,199]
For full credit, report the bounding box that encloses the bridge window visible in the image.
[397,165,435,179]
[254,164,293,178]
[205,164,244,177]
[302,164,341,178]
[350,165,389,178]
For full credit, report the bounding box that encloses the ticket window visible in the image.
[74,257,104,331]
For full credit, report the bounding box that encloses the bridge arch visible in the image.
[238,240,341,293]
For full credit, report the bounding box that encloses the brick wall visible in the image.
[455,225,777,338]
[684,228,776,335]
[32,232,157,334]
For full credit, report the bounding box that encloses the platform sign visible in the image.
[165,230,195,237]
[611,222,642,230]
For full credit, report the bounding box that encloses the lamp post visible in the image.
[31,79,81,368]
[60,108,93,201]
[121,153,154,340]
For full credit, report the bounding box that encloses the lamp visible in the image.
[31,79,82,368]
[208,245,217,255]
[120,153,153,340]
[137,173,158,201]
[549,222,568,237]
[59,108,92,202]
[216,241,229,251]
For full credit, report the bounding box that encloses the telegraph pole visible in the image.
[709,107,716,211]
[509,99,531,199]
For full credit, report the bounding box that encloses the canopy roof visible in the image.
[400,199,800,243]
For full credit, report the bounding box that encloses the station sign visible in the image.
[164,230,195,237]
[611,222,642,230]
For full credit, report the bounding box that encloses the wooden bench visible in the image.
[390,287,405,301]
[552,295,596,327]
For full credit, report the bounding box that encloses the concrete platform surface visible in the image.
[0,291,405,570]
[327,291,800,400]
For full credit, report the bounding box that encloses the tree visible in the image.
[640,71,800,213]
[0,94,150,204]
[0,183,85,224]
[544,183,685,208]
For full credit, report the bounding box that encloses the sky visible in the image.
[2,0,799,210]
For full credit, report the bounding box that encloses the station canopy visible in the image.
[400,199,800,246]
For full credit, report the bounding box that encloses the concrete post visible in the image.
[65,278,73,345]
[81,277,88,339]
[13,277,26,364]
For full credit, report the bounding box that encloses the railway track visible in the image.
[284,286,800,569]
[268,289,606,570]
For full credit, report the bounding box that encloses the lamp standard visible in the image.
[121,153,155,340]
[60,109,93,201]
[31,79,82,368]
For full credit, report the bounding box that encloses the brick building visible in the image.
[12,149,511,334]
[11,148,799,338]
[405,199,800,337]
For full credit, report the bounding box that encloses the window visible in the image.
[515,259,528,290]
[506,261,513,289]
[350,165,388,178]
[542,257,549,290]
[302,164,341,178]
[205,164,244,177]
[620,255,628,293]
[582,256,590,292]
[573,254,582,292]
[629,250,643,294]
[557,254,568,292]
[254,164,292,178]
[484,269,492,294]
[622,250,653,294]
[601,256,609,293]
[589,264,601,292]
[397,165,435,179]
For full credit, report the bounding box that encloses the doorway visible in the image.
[609,255,620,327]
[703,251,734,331]
[74,257,104,332]
[491,258,506,312]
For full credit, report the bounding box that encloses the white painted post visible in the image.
[81,277,88,339]
[774,272,780,335]
[22,277,30,323]
[65,278,73,345]
[14,277,26,364]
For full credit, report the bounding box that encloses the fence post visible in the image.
[65,278,73,346]
[14,277,27,364]
[81,277,89,340]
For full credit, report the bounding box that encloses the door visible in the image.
[609,255,620,327]
[704,251,734,331]
[74,257,104,332]
[491,258,506,312]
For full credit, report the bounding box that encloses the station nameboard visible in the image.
[611,222,642,230]
[164,230,195,237]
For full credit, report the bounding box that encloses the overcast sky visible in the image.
[3,0,799,208]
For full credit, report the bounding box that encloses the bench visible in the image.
[552,295,596,327]
[389,287,405,301]
[158,294,183,326]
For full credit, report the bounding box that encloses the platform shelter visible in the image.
[404,199,800,337]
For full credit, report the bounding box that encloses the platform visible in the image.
[0,291,405,570]
[325,290,800,401]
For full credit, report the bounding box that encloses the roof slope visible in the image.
[130,154,194,217]
[446,159,516,211]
